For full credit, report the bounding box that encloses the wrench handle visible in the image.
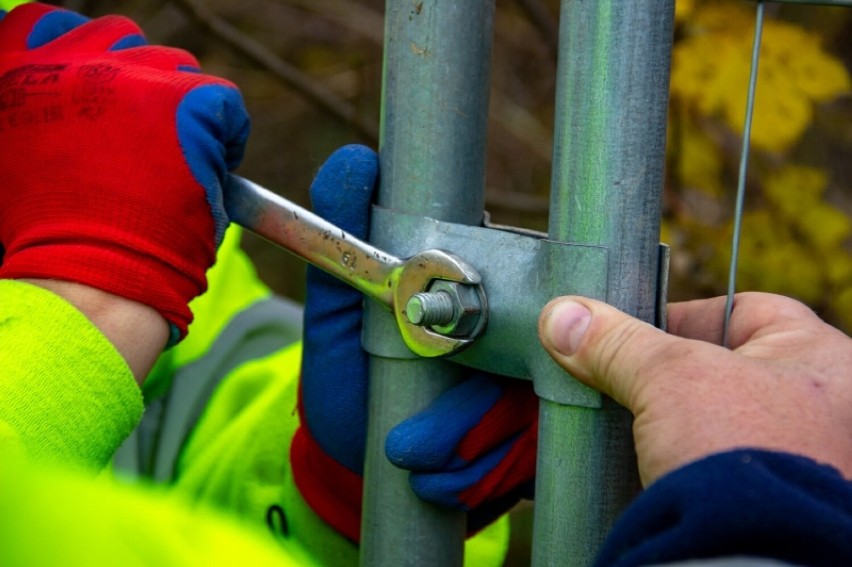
[224,175,401,308]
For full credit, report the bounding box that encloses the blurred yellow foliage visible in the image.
[675,0,697,23]
[762,166,828,218]
[727,209,824,303]
[674,118,725,196]
[671,1,851,152]
[763,167,852,251]
[838,288,852,330]
[715,167,852,305]
[668,1,852,331]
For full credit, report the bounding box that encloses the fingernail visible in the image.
[543,300,592,356]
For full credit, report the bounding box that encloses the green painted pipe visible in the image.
[360,2,495,565]
[532,1,675,565]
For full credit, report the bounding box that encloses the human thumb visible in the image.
[538,296,675,411]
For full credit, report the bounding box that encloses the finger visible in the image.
[407,427,536,510]
[385,374,504,471]
[665,296,728,344]
[177,84,250,245]
[300,145,378,473]
[0,3,87,51]
[303,144,378,325]
[177,83,249,171]
[456,378,537,462]
[467,479,534,534]
[538,296,695,410]
[39,14,145,54]
[457,425,537,510]
[668,292,819,349]
[725,292,819,349]
[107,31,147,51]
[110,46,200,73]
[309,144,378,239]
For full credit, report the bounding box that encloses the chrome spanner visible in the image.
[224,175,487,357]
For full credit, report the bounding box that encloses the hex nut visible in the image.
[426,280,483,337]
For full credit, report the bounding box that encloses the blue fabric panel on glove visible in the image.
[26,9,88,49]
[176,85,250,245]
[109,33,147,51]
[300,144,379,475]
[596,449,852,567]
[385,374,503,470]
[407,433,517,509]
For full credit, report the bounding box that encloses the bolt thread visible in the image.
[406,291,456,326]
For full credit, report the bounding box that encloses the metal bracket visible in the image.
[363,205,610,408]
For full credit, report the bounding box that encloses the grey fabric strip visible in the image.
[113,296,303,481]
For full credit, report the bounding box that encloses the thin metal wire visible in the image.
[722,1,765,347]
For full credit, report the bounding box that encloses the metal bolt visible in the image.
[404,280,486,338]
[405,291,456,326]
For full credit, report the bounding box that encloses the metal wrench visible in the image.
[224,175,487,357]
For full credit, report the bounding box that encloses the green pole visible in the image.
[360,2,495,565]
[532,1,675,565]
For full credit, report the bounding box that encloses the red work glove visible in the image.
[0,4,250,343]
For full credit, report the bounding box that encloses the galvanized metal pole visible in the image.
[532,2,675,565]
[360,2,495,565]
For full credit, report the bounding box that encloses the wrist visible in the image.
[0,227,212,340]
[19,278,168,385]
[290,424,364,543]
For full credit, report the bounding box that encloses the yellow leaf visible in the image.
[762,21,852,102]
[671,1,852,153]
[762,165,827,219]
[671,35,742,117]
[800,203,852,250]
[716,210,824,303]
[740,248,823,304]
[691,2,753,34]
[826,254,852,287]
[748,62,810,152]
[673,121,725,196]
[761,166,851,249]
[835,286,852,332]
[675,0,696,24]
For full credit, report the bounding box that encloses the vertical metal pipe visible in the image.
[533,1,675,565]
[360,2,495,565]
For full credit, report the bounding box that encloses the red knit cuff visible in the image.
[0,235,210,340]
[291,424,364,543]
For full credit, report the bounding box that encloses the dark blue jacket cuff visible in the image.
[595,449,852,567]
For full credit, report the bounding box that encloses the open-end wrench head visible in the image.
[394,249,487,357]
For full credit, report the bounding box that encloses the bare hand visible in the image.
[538,292,852,486]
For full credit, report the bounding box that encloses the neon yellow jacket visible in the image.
[0,226,509,565]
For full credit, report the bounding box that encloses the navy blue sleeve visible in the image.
[595,449,852,567]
